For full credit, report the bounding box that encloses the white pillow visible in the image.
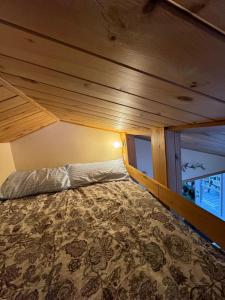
[1,167,70,199]
[67,158,129,188]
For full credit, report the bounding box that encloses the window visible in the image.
[182,172,225,221]
[126,135,153,178]
[134,136,153,177]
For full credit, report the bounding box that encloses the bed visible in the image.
[0,180,225,299]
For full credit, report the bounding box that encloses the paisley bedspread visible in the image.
[0,180,225,299]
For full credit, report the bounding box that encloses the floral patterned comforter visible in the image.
[0,180,225,299]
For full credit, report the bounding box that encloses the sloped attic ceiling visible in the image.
[0,0,225,142]
[0,78,57,142]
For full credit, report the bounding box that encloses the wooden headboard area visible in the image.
[0,1,225,245]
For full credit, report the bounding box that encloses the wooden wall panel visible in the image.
[0,111,56,142]
[0,23,223,122]
[0,85,15,101]
[0,0,224,139]
[17,87,173,127]
[1,73,202,127]
[0,55,211,126]
[0,103,40,127]
[0,78,57,142]
[0,96,26,113]
[39,101,154,129]
[0,0,224,101]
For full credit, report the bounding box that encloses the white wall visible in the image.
[182,148,225,180]
[135,137,153,177]
[0,143,15,184]
[11,122,122,170]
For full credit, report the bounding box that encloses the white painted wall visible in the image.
[181,148,225,180]
[0,143,15,184]
[11,122,122,171]
[135,137,153,177]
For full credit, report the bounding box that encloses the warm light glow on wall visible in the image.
[113,141,122,149]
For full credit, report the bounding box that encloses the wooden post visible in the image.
[151,128,168,186]
[165,130,182,193]
[124,134,137,168]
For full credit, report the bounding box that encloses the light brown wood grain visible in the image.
[0,0,224,140]
[0,111,56,142]
[46,105,151,135]
[0,75,57,141]
[173,0,225,33]
[38,99,157,129]
[0,57,211,125]
[18,86,176,127]
[0,85,15,101]
[0,102,37,120]
[0,23,224,122]
[0,76,58,121]
[0,96,27,113]
[151,128,168,186]
[42,101,154,130]
[1,73,198,127]
[0,0,224,101]
[0,103,41,127]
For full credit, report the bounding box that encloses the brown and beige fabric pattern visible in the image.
[0,180,225,299]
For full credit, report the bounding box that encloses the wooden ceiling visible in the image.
[0,78,57,142]
[0,0,224,141]
[181,125,225,157]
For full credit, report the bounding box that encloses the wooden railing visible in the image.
[126,163,225,249]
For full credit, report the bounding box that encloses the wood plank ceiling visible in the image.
[0,79,57,142]
[0,0,224,141]
[181,125,225,157]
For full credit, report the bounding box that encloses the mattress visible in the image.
[0,180,225,299]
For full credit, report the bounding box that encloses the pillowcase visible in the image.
[1,167,70,199]
[67,158,129,188]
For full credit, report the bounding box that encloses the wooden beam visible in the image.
[165,130,182,193]
[127,163,159,197]
[151,128,168,186]
[125,134,137,168]
[121,129,167,185]
[169,119,225,131]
